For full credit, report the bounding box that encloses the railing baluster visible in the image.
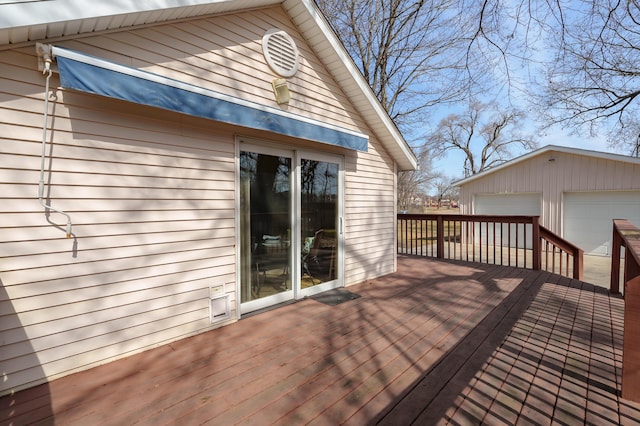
[429,218,433,257]
[524,222,528,269]
[516,223,520,268]
[407,218,411,254]
[484,221,486,263]
[432,218,436,257]
[400,217,404,253]
[491,222,495,265]
[413,218,416,255]
[416,219,420,255]
[413,219,418,255]
[472,221,476,262]
[444,218,448,258]
[545,240,549,271]
[405,218,409,254]
[465,221,469,261]
[424,217,428,257]
[398,217,401,253]
[506,223,510,266]
[560,245,563,275]
[404,218,408,254]
[404,218,407,254]
[451,219,455,259]
[444,218,448,257]
[418,217,422,256]
[480,220,483,263]
[452,220,457,260]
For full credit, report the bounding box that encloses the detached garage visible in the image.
[456,145,640,256]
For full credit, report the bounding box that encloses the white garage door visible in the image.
[474,193,541,248]
[475,193,541,216]
[564,191,640,255]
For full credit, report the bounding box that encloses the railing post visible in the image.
[573,248,584,280]
[622,258,640,402]
[611,219,640,402]
[532,216,541,270]
[436,214,444,259]
[610,221,622,294]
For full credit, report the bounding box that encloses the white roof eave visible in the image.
[0,0,271,29]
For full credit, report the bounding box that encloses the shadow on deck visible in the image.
[3,256,640,425]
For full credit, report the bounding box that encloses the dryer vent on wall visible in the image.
[209,285,230,323]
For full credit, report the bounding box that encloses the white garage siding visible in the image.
[458,147,640,242]
[564,191,640,255]
[474,193,541,216]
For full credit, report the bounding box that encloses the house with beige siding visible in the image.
[455,145,640,256]
[0,0,416,395]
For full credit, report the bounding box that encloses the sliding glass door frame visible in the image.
[236,138,344,315]
[295,149,345,298]
[237,141,295,314]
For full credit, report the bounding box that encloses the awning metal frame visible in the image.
[38,44,369,152]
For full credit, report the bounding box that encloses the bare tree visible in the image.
[316,0,478,130]
[317,0,640,178]
[433,176,456,208]
[397,145,439,211]
[315,0,489,209]
[463,1,640,154]
[429,101,537,177]
[534,1,640,154]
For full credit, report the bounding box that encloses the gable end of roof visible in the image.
[454,145,640,187]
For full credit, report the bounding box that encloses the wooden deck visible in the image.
[3,256,640,425]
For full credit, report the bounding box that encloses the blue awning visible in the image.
[52,46,368,152]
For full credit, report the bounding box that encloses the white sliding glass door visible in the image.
[298,152,343,297]
[239,142,343,314]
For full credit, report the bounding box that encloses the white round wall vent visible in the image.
[262,29,300,78]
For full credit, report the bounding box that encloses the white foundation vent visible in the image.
[262,29,299,78]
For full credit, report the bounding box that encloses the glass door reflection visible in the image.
[240,151,292,304]
[300,159,339,288]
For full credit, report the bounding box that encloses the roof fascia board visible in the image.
[552,145,640,165]
[454,144,640,186]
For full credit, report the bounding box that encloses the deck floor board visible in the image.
[3,256,639,425]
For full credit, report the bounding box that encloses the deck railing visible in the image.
[397,214,583,280]
[610,219,640,402]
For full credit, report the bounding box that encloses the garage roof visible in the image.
[455,145,640,186]
[0,0,417,171]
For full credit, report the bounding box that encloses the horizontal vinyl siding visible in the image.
[343,138,396,285]
[57,7,362,136]
[1,46,237,394]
